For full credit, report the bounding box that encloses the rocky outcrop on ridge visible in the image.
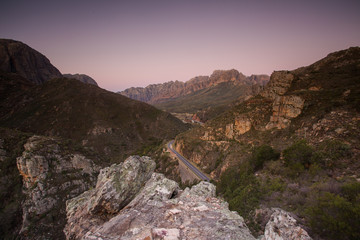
[16,135,101,239]
[64,155,256,240]
[63,73,98,86]
[261,71,305,129]
[0,39,62,84]
[120,69,269,104]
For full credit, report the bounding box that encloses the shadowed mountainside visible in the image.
[0,39,62,84]
[0,74,188,161]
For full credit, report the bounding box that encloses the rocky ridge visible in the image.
[120,69,269,105]
[63,73,98,86]
[0,39,62,84]
[64,155,309,240]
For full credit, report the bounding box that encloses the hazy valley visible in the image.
[0,39,359,240]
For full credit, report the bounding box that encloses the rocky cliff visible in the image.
[0,39,62,84]
[63,73,98,86]
[120,69,269,105]
[64,155,309,240]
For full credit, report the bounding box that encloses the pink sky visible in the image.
[1,0,359,91]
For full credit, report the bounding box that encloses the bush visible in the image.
[341,181,360,202]
[305,192,360,240]
[216,162,261,218]
[283,140,314,169]
[251,145,280,171]
[314,140,351,169]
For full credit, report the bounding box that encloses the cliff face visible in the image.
[63,73,98,86]
[15,135,102,239]
[0,39,62,84]
[120,69,269,105]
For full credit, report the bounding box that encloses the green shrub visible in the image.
[283,140,314,169]
[264,177,286,193]
[314,140,351,169]
[216,162,261,218]
[251,145,280,171]
[341,181,360,202]
[305,192,360,240]
[229,182,261,218]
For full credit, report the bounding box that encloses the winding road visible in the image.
[167,140,210,182]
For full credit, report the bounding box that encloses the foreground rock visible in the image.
[64,156,256,240]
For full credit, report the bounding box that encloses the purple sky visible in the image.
[1,0,359,91]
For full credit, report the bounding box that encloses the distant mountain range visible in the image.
[120,69,269,122]
[120,70,268,104]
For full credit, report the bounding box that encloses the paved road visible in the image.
[167,140,210,182]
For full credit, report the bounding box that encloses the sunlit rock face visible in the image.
[64,156,256,240]
[261,71,305,129]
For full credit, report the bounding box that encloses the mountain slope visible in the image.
[0,39,62,84]
[0,75,188,161]
[174,47,360,239]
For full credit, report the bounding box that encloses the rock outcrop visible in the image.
[16,135,100,239]
[120,69,269,104]
[261,71,305,129]
[0,39,62,84]
[261,208,312,240]
[64,156,256,240]
[63,73,98,86]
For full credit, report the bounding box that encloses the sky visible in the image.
[1,0,359,92]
